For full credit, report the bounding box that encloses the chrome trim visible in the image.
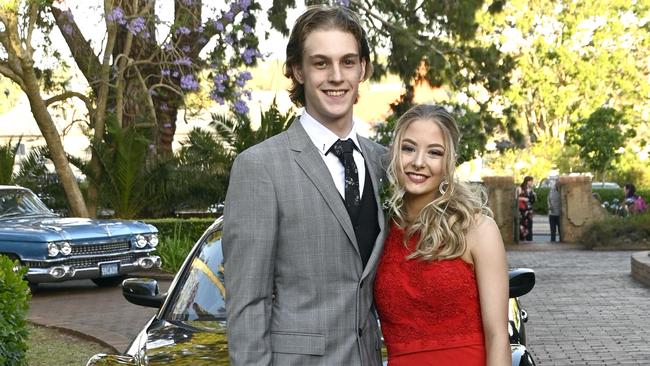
[23,248,155,263]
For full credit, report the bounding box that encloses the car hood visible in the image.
[0,216,155,242]
[139,320,229,365]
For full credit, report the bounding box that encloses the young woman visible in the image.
[516,176,536,241]
[374,104,510,366]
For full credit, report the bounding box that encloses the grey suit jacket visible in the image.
[223,120,387,366]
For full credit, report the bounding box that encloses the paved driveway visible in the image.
[27,249,650,365]
[508,249,650,365]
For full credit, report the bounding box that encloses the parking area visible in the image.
[27,248,650,365]
[508,249,650,365]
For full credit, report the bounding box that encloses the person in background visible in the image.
[547,180,561,242]
[516,176,536,241]
[222,5,386,366]
[624,183,648,215]
[374,104,510,366]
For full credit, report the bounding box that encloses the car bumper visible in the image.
[25,255,162,283]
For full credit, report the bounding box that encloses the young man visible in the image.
[223,5,386,366]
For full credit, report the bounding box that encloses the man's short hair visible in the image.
[283,5,373,107]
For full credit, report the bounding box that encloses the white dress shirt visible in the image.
[300,112,366,199]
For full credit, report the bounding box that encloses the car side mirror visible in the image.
[509,268,535,298]
[122,278,166,308]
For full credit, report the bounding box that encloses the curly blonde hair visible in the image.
[386,104,492,261]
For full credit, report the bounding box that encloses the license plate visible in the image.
[100,262,119,277]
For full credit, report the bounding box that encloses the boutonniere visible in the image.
[378,177,393,213]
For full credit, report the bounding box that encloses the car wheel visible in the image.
[92,276,126,287]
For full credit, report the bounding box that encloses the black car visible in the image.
[87,217,536,366]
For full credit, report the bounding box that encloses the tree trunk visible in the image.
[22,68,89,217]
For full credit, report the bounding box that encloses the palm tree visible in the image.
[0,137,21,184]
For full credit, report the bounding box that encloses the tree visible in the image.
[566,107,636,182]
[0,0,263,217]
[0,1,88,216]
[479,0,650,145]
[270,0,517,158]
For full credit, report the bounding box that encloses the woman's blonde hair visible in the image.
[386,104,492,261]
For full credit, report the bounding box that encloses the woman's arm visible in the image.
[468,215,511,366]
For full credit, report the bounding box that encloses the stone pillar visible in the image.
[559,175,608,242]
[482,176,516,245]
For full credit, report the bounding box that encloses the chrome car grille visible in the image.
[71,240,131,255]
[26,252,146,269]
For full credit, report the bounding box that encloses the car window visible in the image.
[0,189,52,217]
[166,229,226,322]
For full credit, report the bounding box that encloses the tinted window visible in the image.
[166,229,226,321]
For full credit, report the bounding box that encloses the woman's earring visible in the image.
[439,178,449,195]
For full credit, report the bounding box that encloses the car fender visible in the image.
[511,343,536,366]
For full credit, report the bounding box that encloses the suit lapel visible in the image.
[358,138,387,279]
[288,121,359,254]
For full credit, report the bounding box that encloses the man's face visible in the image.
[293,29,366,130]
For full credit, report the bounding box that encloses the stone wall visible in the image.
[558,175,608,242]
[483,176,516,245]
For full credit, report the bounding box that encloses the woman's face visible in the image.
[398,118,447,204]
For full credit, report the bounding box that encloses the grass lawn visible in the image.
[26,323,113,366]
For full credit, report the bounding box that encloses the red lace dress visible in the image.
[374,223,486,365]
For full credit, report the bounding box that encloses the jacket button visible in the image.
[358,328,363,337]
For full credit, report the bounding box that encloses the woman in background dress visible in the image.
[374,104,510,366]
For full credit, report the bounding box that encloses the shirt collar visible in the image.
[300,111,362,154]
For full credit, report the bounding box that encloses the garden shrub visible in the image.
[579,212,650,249]
[0,255,30,366]
[144,218,216,273]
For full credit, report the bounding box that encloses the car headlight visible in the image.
[47,243,59,257]
[60,242,72,256]
[148,234,159,248]
[135,234,148,248]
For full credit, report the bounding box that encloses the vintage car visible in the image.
[0,185,161,288]
[87,217,536,366]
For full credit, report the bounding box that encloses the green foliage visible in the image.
[0,137,20,184]
[591,188,626,206]
[479,0,650,145]
[144,218,215,273]
[88,119,170,219]
[579,212,650,249]
[171,100,295,209]
[0,255,30,366]
[532,187,549,215]
[12,146,71,214]
[566,107,635,181]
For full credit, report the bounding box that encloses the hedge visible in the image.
[0,255,30,366]
[143,217,217,242]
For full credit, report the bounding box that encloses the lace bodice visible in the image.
[374,223,485,356]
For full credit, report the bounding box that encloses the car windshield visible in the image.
[166,228,226,322]
[0,189,54,218]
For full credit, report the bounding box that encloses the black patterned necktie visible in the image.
[328,139,361,221]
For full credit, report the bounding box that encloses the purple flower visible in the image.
[107,7,127,25]
[224,34,234,45]
[235,71,252,87]
[196,26,204,33]
[210,91,225,104]
[181,45,191,53]
[161,69,171,76]
[175,26,191,35]
[127,17,146,36]
[243,24,253,34]
[174,57,192,66]
[335,0,351,6]
[161,103,169,111]
[180,74,200,91]
[233,99,249,115]
[62,24,74,35]
[164,123,172,128]
[239,0,252,10]
[214,21,224,31]
[242,48,256,64]
[172,71,179,77]
[224,11,234,21]
[180,0,193,5]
